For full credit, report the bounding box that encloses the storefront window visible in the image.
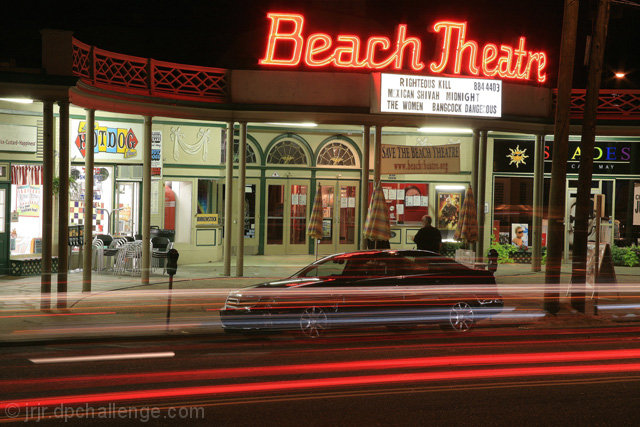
[368,182,429,225]
[9,165,43,255]
[220,138,258,164]
[217,183,257,239]
[69,166,114,235]
[614,180,639,246]
[164,180,192,244]
[492,177,534,248]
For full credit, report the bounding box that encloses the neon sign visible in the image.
[260,13,547,83]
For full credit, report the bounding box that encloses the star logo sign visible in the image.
[507,145,529,168]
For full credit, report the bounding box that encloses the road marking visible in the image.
[29,352,175,364]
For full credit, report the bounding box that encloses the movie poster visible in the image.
[436,191,462,230]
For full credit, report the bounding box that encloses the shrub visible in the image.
[611,245,640,267]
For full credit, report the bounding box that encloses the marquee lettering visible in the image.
[260,12,548,83]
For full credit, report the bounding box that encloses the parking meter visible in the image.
[166,249,179,277]
[487,249,499,273]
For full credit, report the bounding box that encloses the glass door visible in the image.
[565,179,614,260]
[0,184,8,274]
[115,182,139,237]
[265,179,309,255]
[318,180,359,255]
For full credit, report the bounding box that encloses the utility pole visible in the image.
[544,0,580,314]
[571,0,610,313]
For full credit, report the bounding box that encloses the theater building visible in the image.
[0,14,638,276]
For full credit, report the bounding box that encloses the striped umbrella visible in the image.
[307,185,323,234]
[363,182,391,242]
[454,186,478,244]
[307,185,324,259]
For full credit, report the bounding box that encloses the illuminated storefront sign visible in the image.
[493,139,640,174]
[72,120,140,159]
[379,73,501,117]
[260,13,547,83]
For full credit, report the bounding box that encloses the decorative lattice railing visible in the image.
[554,89,640,120]
[72,38,228,103]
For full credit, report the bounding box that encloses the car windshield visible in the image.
[293,252,418,278]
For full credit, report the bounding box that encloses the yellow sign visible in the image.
[196,214,219,227]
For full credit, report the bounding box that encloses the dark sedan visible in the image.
[220,250,503,337]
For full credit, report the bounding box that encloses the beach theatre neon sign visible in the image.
[260,13,548,83]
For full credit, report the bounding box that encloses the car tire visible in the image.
[440,302,475,332]
[299,306,328,338]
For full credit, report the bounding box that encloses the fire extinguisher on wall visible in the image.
[164,183,176,230]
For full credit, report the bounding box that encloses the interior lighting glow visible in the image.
[615,72,626,78]
[435,185,466,191]
[0,97,33,104]
[417,127,473,134]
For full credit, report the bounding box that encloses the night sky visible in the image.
[1,0,638,89]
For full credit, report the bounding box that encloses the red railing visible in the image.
[554,89,640,120]
[72,38,228,103]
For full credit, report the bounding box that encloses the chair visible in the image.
[106,238,127,273]
[92,238,105,271]
[96,234,113,248]
[151,236,171,274]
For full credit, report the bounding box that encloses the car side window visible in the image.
[299,259,347,277]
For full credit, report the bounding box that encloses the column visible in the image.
[236,122,247,277]
[141,116,152,285]
[360,125,371,249]
[57,100,70,308]
[41,100,54,309]
[82,109,95,292]
[532,134,545,271]
[476,130,488,263]
[373,126,382,184]
[223,122,234,276]
[471,129,480,254]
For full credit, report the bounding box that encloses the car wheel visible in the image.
[441,302,475,332]
[299,306,328,338]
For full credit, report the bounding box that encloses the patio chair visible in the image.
[151,236,171,275]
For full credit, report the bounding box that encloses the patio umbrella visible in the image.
[454,186,478,245]
[362,182,391,248]
[307,184,323,259]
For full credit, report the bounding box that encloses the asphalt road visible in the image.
[2,324,640,425]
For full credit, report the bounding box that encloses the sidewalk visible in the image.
[0,257,638,343]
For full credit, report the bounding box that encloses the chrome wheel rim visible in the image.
[300,307,327,338]
[449,302,475,332]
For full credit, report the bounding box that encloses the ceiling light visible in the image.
[614,72,626,79]
[417,127,473,134]
[0,97,33,104]
[435,185,466,191]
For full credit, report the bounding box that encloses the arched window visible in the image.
[266,140,308,165]
[220,139,258,164]
[317,141,357,166]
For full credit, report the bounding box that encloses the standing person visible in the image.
[413,215,442,253]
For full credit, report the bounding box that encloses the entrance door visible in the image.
[317,180,359,255]
[0,183,8,274]
[115,182,139,237]
[265,180,310,255]
[565,179,614,260]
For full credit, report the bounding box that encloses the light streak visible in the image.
[29,352,176,364]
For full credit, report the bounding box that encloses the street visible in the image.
[2,323,640,425]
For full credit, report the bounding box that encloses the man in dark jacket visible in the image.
[413,215,442,253]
